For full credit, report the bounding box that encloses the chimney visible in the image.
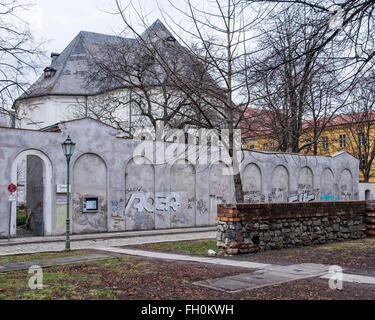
[51,52,60,64]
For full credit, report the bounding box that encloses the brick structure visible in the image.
[367,201,375,237]
[217,201,370,255]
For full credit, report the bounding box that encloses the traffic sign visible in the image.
[8,194,16,202]
[7,183,17,194]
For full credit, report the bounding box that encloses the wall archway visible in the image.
[125,156,155,230]
[72,153,108,233]
[10,149,53,236]
[340,169,353,200]
[243,163,262,203]
[209,162,231,225]
[270,165,289,202]
[298,166,313,192]
[170,160,196,227]
[320,168,337,201]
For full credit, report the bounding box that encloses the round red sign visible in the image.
[7,184,17,193]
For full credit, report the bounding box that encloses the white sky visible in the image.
[24,0,186,58]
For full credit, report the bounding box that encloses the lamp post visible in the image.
[61,135,75,251]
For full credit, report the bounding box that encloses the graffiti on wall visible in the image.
[123,192,183,216]
[244,191,265,203]
[197,199,208,215]
[320,193,339,201]
[242,189,343,203]
[288,191,315,202]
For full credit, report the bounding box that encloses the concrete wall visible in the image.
[359,183,375,201]
[0,112,10,127]
[0,118,360,237]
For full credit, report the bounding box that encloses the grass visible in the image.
[0,250,91,265]
[16,211,26,220]
[320,238,375,251]
[16,211,26,226]
[0,253,155,300]
[133,239,217,255]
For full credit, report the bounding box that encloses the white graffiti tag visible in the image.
[124,192,183,216]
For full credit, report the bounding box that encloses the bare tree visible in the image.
[82,0,265,202]
[248,0,375,87]
[79,27,216,137]
[247,5,347,153]
[340,73,375,182]
[0,0,43,123]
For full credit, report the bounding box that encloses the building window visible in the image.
[360,154,366,169]
[322,136,328,150]
[339,134,346,148]
[305,139,312,151]
[263,143,268,151]
[43,67,56,78]
[358,133,364,147]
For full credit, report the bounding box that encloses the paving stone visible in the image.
[296,263,331,272]
[194,278,258,292]
[263,264,329,277]
[230,272,295,285]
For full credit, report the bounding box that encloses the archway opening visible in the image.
[11,149,52,238]
[365,190,371,201]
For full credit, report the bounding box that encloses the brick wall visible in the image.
[217,201,369,255]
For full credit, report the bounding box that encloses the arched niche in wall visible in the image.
[72,153,108,234]
[270,165,289,202]
[340,169,353,200]
[242,163,262,203]
[170,160,196,228]
[209,162,231,225]
[125,156,155,231]
[298,166,314,192]
[319,168,337,201]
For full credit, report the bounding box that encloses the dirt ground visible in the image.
[123,237,375,300]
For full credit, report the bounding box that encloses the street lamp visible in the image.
[61,135,75,251]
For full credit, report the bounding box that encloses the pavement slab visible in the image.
[194,271,299,292]
[230,272,296,285]
[0,253,113,272]
[262,263,331,277]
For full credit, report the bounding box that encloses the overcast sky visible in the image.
[25,0,185,56]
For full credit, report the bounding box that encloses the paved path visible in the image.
[0,230,215,256]
[0,254,113,272]
[0,227,215,246]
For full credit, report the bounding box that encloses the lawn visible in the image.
[0,250,250,300]
[0,237,375,300]
[128,239,218,255]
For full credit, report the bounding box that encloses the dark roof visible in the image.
[15,31,133,101]
[14,19,212,104]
